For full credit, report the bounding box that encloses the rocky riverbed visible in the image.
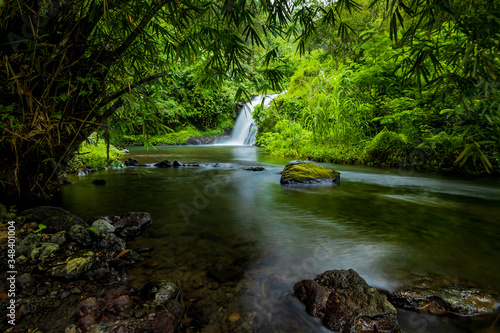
[0,205,183,333]
[1,202,499,333]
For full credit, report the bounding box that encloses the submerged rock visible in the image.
[101,212,152,238]
[385,272,499,316]
[280,163,340,185]
[141,281,180,307]
[294,269,401,332]
[173,160,183,167]
[242,167,265,171]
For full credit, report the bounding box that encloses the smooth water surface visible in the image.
[56,146,500,332]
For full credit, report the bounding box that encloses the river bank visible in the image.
[0,205,184,333]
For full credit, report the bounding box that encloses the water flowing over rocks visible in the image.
[0,205,183,333]
[155,159,174,167]
[280,163,340,185]
[124,157,138,166]
[242,166,265,171]
[383,272,499,316]
[294,269,401,333]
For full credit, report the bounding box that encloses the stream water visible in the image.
[55,146,500,332]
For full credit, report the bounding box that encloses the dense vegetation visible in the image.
[0,0,498,200]
[255,0,499,174]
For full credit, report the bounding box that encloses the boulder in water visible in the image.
[124,157,138,166]
[280,163,340,185]
[155,160,173,167]
[96,212,152,238]
[385,272,499,316]
[294,269,401,332]
[242,167,265,171]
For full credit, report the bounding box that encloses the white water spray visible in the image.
[223,93,283,145]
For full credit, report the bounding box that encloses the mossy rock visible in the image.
[280,163,340,185]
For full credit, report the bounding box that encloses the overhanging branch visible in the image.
[98,72,170,109]
[100,0,168,66]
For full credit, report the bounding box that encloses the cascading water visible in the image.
[223,93,283,145]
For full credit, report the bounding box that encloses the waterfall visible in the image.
[224,93,283,145]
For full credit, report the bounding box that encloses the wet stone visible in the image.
[107,295,133,317]
[30,242,59,262]
[60,290,71,299]
[17,273,36,296]
[68,225,92,247]
[78,297,101,318]
[124,158,138,166]
[78,315,96,333]
[98,232,126,251]
[41,214,87,233]
[294,269,401,333]
[155,160,173,168]
[50,250,94,279]
[22,206,78,223]
[92,218,116,234]
[17,233,42,257]
[141,281,180,307]
[50,230,67,245]
[65,324,77,333]
[386,273,500,316]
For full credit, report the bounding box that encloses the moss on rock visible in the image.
[280,163,340,185]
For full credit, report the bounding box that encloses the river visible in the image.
[55,145,500,332]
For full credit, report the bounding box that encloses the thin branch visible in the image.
[100,98,125,120]
[98,72,169,108]
[100,0,168,66]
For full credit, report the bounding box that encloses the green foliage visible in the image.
[69,134,124,170]
[361,129,409,167]
[117,124,225,146]
[33,224,47,235]
[255,0,499,175]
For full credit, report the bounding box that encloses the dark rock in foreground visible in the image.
[280,163,340,185]
[294,269,401,333]
[385,272,499,316]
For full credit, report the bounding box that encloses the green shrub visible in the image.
[69,134,124,170]
[361,129,410,167]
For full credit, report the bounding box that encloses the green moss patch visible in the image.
[280,163,340,185]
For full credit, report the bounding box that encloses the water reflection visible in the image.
[56,146,500,332]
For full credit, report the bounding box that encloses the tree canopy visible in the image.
[1,0,499,199]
